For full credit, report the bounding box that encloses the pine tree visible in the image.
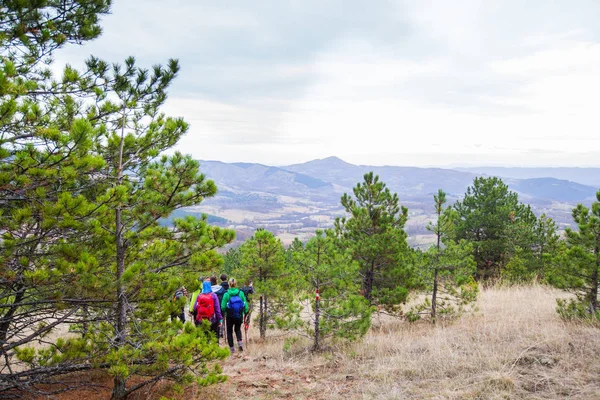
[0,1,112,393]
[409,190,477,322]
[549,191,600,319]
[0,1,235,397]
[453,177,536,281]
[531,214,560,280]
[222,246,242,276]
[89,58,235,398]
[502,214,559,283]
[335,173,413,308]
[291,231,372,350]
[238,229,285,339]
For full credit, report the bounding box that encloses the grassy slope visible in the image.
[51,285,600,399]
[204,285,600,399]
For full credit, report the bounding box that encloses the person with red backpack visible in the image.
[193,281,223,343]
[220,278,249,353]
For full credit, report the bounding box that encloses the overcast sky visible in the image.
[56,0,600,167]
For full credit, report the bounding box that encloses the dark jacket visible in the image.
[216,281,229,303]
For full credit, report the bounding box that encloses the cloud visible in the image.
[51,0,600,167]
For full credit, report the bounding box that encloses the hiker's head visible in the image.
[220,274,227,282]
[229,278,237,288]
[210,276,217,285]
[181,286,187,296]
[202,281,212,294]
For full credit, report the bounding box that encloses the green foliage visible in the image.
[410,190,477,322]
[288,231,372,350]
[502,248,536,283]
[0,1,234,397]
[502,214,560,283]
[335,172,413,309]
[238,229,289,338]
[556,298,600,321]
[549,192,600,319]
[222,246,242,276]
[0,0,113,394]
[453,177,539,281]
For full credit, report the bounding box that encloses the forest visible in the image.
[1,2,599,399]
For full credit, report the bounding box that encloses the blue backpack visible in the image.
[227,292,245,319]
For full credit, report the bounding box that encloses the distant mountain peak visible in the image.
[287,156,356,169]
[320,156,348,163]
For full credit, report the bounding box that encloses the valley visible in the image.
[183,157,599,246]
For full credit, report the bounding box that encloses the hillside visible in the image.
[457,167,600,187]
[284,156,478,196]
[509,178,599,202]
[190,158,599,245]
[189,157,599,246]
[197,160,336,200]
[53,285,600,399]
[207,285,600,399]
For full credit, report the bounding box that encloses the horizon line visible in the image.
[196,156,600,170]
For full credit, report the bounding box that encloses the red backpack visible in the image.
[195,293,214,322]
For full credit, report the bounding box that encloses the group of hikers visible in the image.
[172,274,253,354]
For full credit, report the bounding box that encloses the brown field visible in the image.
[39,285,600,399]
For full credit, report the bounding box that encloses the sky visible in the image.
[55,0,600,167]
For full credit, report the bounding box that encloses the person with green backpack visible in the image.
[221,278,249,353]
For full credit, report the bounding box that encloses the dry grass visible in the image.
[41,285,600,399]
[204,285,600,399]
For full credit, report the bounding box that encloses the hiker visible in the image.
[215,274,229,303]
[171,286,187,323]
[239,281,254,346]
[221,278,249,353]
[189,277,210,322]
[215,274,229,339]
[210,276,222,294]
[193,280,223,343]
[240,281,254,299]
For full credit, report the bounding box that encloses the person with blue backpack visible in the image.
[220,278,249,353]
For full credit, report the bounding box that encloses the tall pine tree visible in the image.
[0,1,112,393]
[88,57,235,398]
[0,1,235,397]
[335,172,413,308]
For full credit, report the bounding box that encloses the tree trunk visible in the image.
[82,304,89,336]
[259,295,265,339]
[363,262,375,302]
[112,375,126,400]
[590,244,599,314]
[432,267,439,321]
[112,107,127,400]
[0,285,24,344]
[112,206,127,399]
[313,287,320,351]
[264,295,268,338]
[432,224,441,322]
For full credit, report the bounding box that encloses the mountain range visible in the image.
[184,156,599,246]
